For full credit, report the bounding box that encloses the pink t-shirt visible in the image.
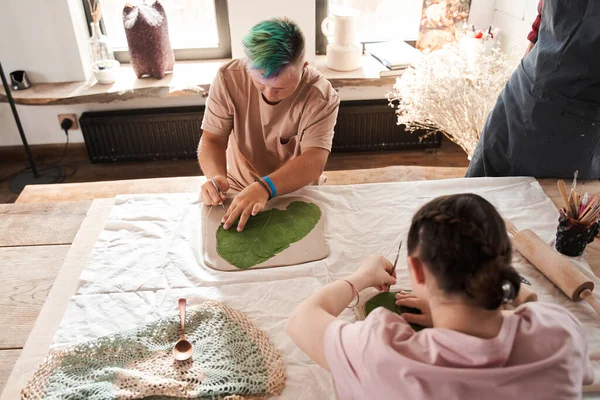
[201,59,340,191]
[324,302,593,399]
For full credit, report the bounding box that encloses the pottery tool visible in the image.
[505,219,600,316]
[561,171,582,218]
[580,192,589,215]
[557,176,600,223]
[557,180,570,212]
[210,178,225,209]
[173,298,193,361]
[386,240,402,292]
[514,275,537,305]
[581,197,600,224]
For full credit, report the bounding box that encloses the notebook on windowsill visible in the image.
[365,41,420,76]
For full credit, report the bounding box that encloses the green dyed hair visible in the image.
[242,18,305,78]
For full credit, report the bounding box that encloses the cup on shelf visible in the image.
[91,59,120,85]
[10,70,32,90]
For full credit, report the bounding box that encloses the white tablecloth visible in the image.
[52,177,600,398]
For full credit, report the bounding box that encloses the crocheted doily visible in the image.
[22,301,285,399]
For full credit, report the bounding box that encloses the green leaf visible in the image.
[365,292,426,331]
[216,201,321,270]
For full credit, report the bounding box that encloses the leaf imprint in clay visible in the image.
[216,201,321,269]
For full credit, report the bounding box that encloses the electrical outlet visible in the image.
[58,114,79,130]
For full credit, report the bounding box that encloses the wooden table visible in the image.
[2,166,599,398]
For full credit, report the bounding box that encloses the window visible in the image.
[316,0,423,52]
[84,0,231,62]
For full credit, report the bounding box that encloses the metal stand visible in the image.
[0,60,64,194]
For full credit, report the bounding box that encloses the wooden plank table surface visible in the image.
[1,167,599,397]
[15,166,469,204]
[0,202,90,247]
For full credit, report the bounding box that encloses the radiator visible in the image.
[336,100,441,152]
[80,106,204,163]
[79,101,441,163]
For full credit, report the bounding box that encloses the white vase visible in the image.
[325,42,362,71]
[89,22,114,63]
[322,8,362,72]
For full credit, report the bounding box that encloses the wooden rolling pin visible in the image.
[505,220,600,315]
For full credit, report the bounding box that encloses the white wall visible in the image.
[493,0,539,56]
[0,0,91,83]
[228,0,316,63]
[468,0,496,29]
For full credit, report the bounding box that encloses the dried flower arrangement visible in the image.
[87,0,103,23]
[387,44,517,158]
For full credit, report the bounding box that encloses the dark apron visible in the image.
[467,0,600,179]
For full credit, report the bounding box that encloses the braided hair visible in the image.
[407,194,520,310]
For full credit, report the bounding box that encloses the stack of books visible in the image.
[365,41,420,77]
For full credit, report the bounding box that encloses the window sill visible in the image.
[0,55,395,106]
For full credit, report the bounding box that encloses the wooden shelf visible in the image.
[0,56,395,106]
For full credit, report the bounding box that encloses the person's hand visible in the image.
[349,255,396,292]
[200,175,229,206]
[222,182,269,231]
[395,291,433,327]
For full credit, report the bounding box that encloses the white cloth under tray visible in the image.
[52,177,600,398]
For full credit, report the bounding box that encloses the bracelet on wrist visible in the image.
[342,279,360,308]
[254,178,272,200]
[262,176,277,198]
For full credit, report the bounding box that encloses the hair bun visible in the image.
[464,264,521,310]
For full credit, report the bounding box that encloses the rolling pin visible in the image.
[505,220,600,315]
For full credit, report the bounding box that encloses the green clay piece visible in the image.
[216,201,321,270]
[365,291,426,331]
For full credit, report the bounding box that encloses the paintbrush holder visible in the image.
[555,210,598,257]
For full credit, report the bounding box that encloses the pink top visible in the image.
[324,302,593,400]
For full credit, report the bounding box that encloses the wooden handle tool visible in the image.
[569,189,578,218]
[505,221,599,315]
[557,180,570,211]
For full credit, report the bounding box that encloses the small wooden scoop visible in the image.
[173,298,193,361]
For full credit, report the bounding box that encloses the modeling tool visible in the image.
[557,180,570,212]
[386,240,402,292]
[211,178,225,209]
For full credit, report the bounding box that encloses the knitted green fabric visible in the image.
[22,302,286,400]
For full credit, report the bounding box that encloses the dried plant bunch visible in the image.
[87,0,103,24]
[388,44,517,158]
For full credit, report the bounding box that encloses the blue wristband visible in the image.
[262,176,277,198]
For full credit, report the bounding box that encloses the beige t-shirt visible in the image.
[201,59,340,191]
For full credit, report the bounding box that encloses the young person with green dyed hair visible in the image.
[199,18,340,231]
